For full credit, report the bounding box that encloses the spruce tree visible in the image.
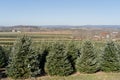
[39,41,50,74]
[66,41,80,71]
[45,42,73,76]
[7,35,41,79]
[26,48,41,77]
[76,41,99,73]
[0,46,6,68]
[101,41,120,72]
[117,43,120,70]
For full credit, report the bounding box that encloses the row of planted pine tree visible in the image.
[0,35,120,79]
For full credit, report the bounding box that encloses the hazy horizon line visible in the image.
[1,24,120,26]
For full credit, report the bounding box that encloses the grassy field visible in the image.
[2,72,120,80]
[0,32,106,47]
[0,32,73,45]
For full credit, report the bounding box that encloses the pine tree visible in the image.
[117,43,120,67]
[26,48,42,77]
[7,35,41,79]
[66,41,80,71]
[39,41,50,74]
[76,41,99,73]
[45,42,73,76]
[0,46,6,68]
[117,43,120,72]
[101,41,120,72]
[2,46,12,67]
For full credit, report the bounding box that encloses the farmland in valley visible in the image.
[0,32,73,45]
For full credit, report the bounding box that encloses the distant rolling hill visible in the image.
[0,25,120,32]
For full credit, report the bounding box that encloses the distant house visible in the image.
[100,32,110,39]
[93,35,100,41]
[111,32,118,39]
[112,32,118,34]
[12,29,16,32]
[12,29,21,33]
[17,31,21,33]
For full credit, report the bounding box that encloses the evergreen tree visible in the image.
[101,41,120,72]
[39,41,50,74]
[2,46,12,67]
[7,35,41,79]
[117,43,120,72]
[66,41,80,71]
[0,46,6,68]
[117,43,120,67]
[26,48,41,77]
[45,42,73,76]
[76,41,99,73]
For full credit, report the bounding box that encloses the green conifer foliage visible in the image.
[117,43,120,70]
[26,49,41,77]
[66,41,80,71]
[39,41,50,74]
[76,41,99,73]
[0,46,6,68]
[7,35,41,79]
[101,41,120,72]
[45,42,73,76]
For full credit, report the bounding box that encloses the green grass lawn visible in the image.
[36,72,120,80]
[3,72,120,80]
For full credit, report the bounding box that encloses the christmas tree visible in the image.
[45,42,73,76]
[76,41,99,73]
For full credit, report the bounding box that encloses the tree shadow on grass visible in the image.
[0,68,7,79]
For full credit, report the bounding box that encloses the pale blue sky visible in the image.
[0,0,120,26]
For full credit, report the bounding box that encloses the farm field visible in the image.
[0,32,107,47]
[0,32,73,45]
